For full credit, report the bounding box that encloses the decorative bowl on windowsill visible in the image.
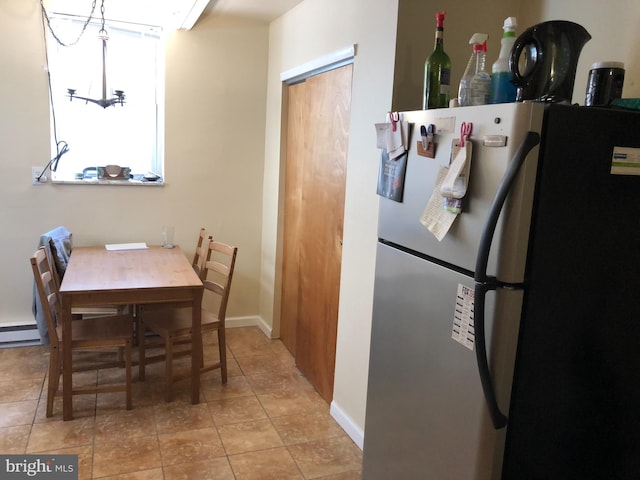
[97,165,131,180]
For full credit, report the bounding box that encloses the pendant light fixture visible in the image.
[67,0,125,108]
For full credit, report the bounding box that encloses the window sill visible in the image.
[51,178,164,186]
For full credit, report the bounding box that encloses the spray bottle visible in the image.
[458,33,489,106]
[490,17,517,104]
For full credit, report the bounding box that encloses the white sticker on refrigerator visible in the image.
[611,147,640,176]
[452,284,475,351]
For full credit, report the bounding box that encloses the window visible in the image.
[44,13,164,183]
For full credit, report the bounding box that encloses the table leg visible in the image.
[191,289,204,404]
[61,295,73,421]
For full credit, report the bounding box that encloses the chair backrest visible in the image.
[201,239,238,323]
[30,247,61,348]
[38,226,72,286]
[192,228,212,278]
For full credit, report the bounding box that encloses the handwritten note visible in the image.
[419,166,458,241]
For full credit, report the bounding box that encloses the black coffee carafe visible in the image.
[509,20,591,103]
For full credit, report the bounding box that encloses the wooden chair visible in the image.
[138,238,237,401]
[136,228,211,380]
[30,247,133,417]
[191,227,211,277]
[35,227,124,340]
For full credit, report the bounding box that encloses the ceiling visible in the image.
[45,0,305,29]
[205,0,304,23]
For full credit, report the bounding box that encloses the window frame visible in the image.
[44,12,165,185]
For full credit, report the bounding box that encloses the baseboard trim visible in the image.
[0,315,272,346]
[0,324,41,348]
[226,315,272,339]
[330,400,364,450]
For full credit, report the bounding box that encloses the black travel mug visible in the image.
[585,61,625,106]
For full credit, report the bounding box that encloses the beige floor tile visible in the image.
[229,447,304,480]
[35,444,93,480]
[202,342,230,363]
[208,395,267,426]
[93,367,136,413]
[318,471,363,480]
[27,417,95,453]
[153,401,213,435]
[226,357,244,377]
[158,426,226,466]
[271,412,346,445]
[218,419,283,455]
[95,391,137,415]
[235,353,297,377]
[227,329,282,358]
[94,406,156,443]
[127,374,168,409]
[33,390,97,423]
[0,377,44,403]
[0,346,49,381]
[0,425,30,454]
[202,374,254,401]
[246,371,315,396]
[287,436,363,479]
[97,468,164,480]
[0,400,38,427]
[226,326,266,345]
[163,457,235,480]
[267,341,298,363]
[140,360,243,401]
[257,389,329,418]
[92,435,161,478]
[0,328,362,479]
[33,370,101,422]
[35,370,102,419]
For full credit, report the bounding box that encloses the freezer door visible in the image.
[503,104,640,479]
[378,103,543,283]
[362,242,522,480]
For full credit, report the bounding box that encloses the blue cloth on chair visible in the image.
[32,226,72,344]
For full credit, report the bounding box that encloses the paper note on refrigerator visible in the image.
[420,166,458,241]
[452,284,475,351]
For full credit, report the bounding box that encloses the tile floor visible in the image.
[0,326,362,479]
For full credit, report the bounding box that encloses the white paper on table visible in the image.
[105,242,149,251]
[420,166,458,241]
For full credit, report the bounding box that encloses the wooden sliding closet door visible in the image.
[280,63,353,403]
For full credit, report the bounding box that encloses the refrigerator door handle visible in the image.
[474,281,508,429]
[473,131,540,430]
[475,131,541,283]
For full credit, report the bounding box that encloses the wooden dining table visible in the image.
[59,245,204,421]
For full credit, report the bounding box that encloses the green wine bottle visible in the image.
[423,11,451,109]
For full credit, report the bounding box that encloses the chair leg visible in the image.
[165,336,174,402]
[137,316,146,381]
[218,327,227,384]
[125,341,132,410]
[47,346,60,417]
[199,338,205,369]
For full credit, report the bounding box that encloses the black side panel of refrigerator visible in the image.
[503,104,640,480]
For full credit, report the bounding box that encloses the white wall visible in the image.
[261,0,400,445]
[394,0,640,110]
[393,0,521,111]
[0,2,268,328]
[518,0,640,102]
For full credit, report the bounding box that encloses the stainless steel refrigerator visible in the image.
[362,102,640,479]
